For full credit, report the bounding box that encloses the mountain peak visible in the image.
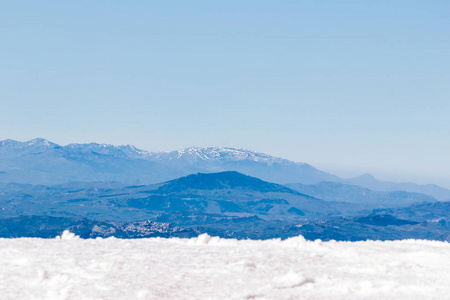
[26,138,57,147]
[0,138,60,150]
[354,173,377,180]
[0,139,338,186]
[64,142,150,159]
[177,146,265,160]
[0,139,20,147]
[157,171,299,194]
[347,173,379,184]
[152,146,305,165]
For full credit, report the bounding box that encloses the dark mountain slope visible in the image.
[156,171,303,194]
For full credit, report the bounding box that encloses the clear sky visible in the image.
[1,1,449,187]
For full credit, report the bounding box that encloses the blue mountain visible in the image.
[0,138,181,185]
[0,169,448,241]
[286,181,436,208]
[1,138,449,201]
[0,171,363,222]
[345,173,450,201]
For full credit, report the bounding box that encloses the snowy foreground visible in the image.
[1,232,449,300]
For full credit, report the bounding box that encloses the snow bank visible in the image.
[0,233,449,299]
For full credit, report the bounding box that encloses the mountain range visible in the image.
[0,170,446,241]
[1,138,449,201]
[286,181,437,207]
[0,171,361,222]
[0,138,449,241]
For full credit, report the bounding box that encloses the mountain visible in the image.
[0,139,339,185]
[157,171,298,193]
[146,147,341,184]
[0,138,181,185]
[0,171,365,232]
[286,181,437,208]
[0,171,369,239]
[1,170,449,241]
[124,171,355,222]
[1,138,449,201]
[345,174,450,201]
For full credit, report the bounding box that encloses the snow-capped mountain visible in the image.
[0,138,177,185]
[0,138,449,200]
[0,138,149,159]
[150,147,297,164]
[0,138,61,154]
[0,139,340,186]
[146,146,340,185]
[64,143,150,159]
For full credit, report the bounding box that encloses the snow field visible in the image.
[0,232,449,299]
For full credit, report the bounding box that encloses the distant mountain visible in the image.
[345,174,450,201]
[0,139,339,185]
[146,146,341,184]
[157,171,298,193]
[1,138,449,201]
[0,171,370,239]
[286,181,436,208]
[0,138,181,185]
[0,171,363,223]
[126,171,354,222]
[1,170,449,241]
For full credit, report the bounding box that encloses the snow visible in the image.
[55,230,79,240]
[152,146,307,166]
[0,234,449,299]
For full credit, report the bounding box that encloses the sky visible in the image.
[1,1,449,187]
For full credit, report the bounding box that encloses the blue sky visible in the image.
[1,1,449,186]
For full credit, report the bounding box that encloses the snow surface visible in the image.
[0,233,449,299]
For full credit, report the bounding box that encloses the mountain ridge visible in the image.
[0,138,449,200]
[0,170,447,241]
[157,171,308,196]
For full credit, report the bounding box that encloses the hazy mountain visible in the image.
[126,171,362,222]
[0,171,364,222]
[345,173,450,201]
[286,181,436,208]
[1,170,449,241]
[0,171,368,239]
[1,138,449,201]
[146,146,341,184]
[0,139,339,185]
[0,138,181,185]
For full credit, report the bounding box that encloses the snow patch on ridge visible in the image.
[150,146,306,165]
[0,138,306,166]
